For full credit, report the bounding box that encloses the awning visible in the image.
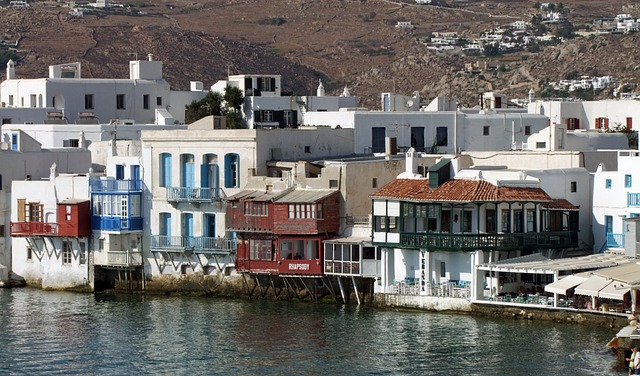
[574,275,611,297]
[598,281,631,300]
[544,274,588,295]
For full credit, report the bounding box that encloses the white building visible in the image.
[529,98,640,131]
[592,150,640,253]
[370,152,585,300]
[0,56,206,126]
[211,75,357,129]
[141,124,355,279]
[0,130,90,284]
[10,168,92,289]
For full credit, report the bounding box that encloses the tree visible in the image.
[223,86,244,129]
[185,91,223,124]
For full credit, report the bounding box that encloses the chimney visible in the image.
[6,59,15,80]
[148,54,154,61]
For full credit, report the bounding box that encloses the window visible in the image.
[143,94,150,110]
[375,216,386,231]
[284,110,293,126]
[26,246,32,261]
[262,110,273,122]
[79,242,86,264]
[483,125,490,136]
[116,165,125,180]
[388,216,398,233]
[2,118,11,125]
[244,202,268,216]
[526,209,535,232]
[224,153,240,188]
[30,94,36,107]
[566,118,580,130]
[8,95,13,106]
[157,97,162,106]
[0,224,4,236]
[329,180,338,188]
[159,153,172,187]
[249,239,273,261]
[116,94,126,110]
[462,210,472,232]
[11,133,18,150]
[63,139,79,147]
[570,181,577,192]
[62,241,72,265]
[260,77,276,92]
[85,94,94,109]
[595,117,608,130]
[304,146,311,154]
[535,142,546,149]
[436,126,448,146]
[372,178,378,188]
[501,210,510,232]
[626,175,632,188]
[99,238,105,251]
[524,125,531,136]
[289,203,322,219]
[605,179,612,189]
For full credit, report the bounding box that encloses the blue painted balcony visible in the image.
[606,232,625,248]
[92,216,143,232]
[166,187,221,203]
[151,235,236,254]
[388,231,579,251]
[90,178,142,192]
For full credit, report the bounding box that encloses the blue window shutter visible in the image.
[213,164,220,190]
[201,164,209,188]
[116,165,124,180]
[224,154,232,188]
[160,153,172,187]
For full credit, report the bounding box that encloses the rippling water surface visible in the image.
[0,288,623,375]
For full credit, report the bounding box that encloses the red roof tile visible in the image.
[370,178,552,203]
[541,198,579,210]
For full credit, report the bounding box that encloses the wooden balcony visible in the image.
[10,222,86,237]
[166,187,221,203]
[375,231,579,251]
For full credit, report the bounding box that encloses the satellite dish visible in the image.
[0,142,9,150]
[405,99,414,109]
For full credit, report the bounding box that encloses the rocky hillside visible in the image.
[3,0,640,108]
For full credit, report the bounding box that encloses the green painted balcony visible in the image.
[373,231,579,251]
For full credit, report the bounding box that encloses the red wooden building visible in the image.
[11,199,91,238]
[227,188,340,277]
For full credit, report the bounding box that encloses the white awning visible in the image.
[598,281,631,300]
[574,275,611,297]
[544,274,589,295]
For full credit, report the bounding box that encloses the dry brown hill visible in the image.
[4,0,640,108]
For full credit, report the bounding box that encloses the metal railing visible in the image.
[106,250,143,267]
[166,187,221,202]
[151,235,236,253]
[629,193,640,207]
[606,232,625,248]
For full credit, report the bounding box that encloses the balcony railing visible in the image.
[606,232,625,248]
[166,187,221,203]
[151,235,236,253]
[386,231,579,251]
[92,217,143,232]
[629,193,640,207]
[104,251,143,267]
[90,178,142,192]
[10,222,59,236]
[346,215,370,226]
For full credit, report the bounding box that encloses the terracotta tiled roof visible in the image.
[370,178,552,203]
[541,198,579,210]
